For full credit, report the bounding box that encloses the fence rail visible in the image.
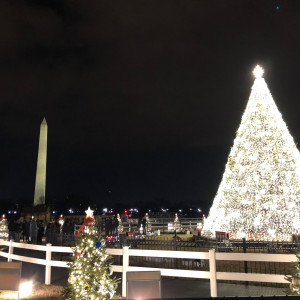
[0,240,297,297]
[124,236,299,252]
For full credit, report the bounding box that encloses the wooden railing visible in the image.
[0,240,297,297]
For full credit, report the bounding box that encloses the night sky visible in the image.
[1,0,299,212]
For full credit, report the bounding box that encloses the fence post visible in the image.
[122,246,129,298]
[209,248,217,297]
[45,243,52,285]
[8,239,14,262]
[242,238,248,285]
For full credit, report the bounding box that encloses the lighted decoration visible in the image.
[76,207,95,237]
[58,214,64,232]
[203,65,300,241]
[19,281,33,298]
[144,213,151,232]
[0,214,9,240]
[108,289,114,299]
[85,206,94,218]
[253,65,264,78]
[95,241,102,249]
[117,213,123,233]
[67,207,118,299]
[168,223,174,232]
[174,213,182,232]
[139,224,143,234]
[197,222,203,230]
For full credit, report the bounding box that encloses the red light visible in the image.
[128,214,132,218]
[124,209,128,214]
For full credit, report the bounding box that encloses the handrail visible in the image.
[0,240,47,251]
[216,272,287,284]
[0,239,296,298]
[0,240,72,253]
[216,252,297,262]
[128,248,209,259]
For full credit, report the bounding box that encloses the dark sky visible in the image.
[0,0,299,211]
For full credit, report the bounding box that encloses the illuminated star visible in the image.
[253,65,264,78]
[85,206,94,218]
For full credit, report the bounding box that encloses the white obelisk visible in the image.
[34,118,47,206]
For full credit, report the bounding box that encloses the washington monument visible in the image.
[34,118,47,206]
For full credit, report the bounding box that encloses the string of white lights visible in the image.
[203,66,300,241]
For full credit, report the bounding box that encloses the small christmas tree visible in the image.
[0,214,9,240]
[117,213,123,233]
[58,214,64,233]
[174,213,181,232]
[145,213,151,232]
[67,207,118,299]
[285,252,300,295]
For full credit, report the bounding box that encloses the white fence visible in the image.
[0,240,297,297]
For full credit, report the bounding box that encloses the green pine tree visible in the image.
[285,252,300,295]
[67,207,118,299]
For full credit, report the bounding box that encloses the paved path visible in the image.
[0,248,286,298]
[160,278,285,298]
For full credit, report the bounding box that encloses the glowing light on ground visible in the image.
[19,281,33,298]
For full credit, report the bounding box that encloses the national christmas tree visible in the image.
[67,207,118,299]
[0,214,9,240]
[203,66,300,241]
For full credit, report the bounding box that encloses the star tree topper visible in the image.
[253,65,264,78]
[85,206,94,218]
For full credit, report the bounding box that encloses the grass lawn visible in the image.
[0,283,65,299]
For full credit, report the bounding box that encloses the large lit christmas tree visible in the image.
[67,207,118,299]
[203,66,300,241]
